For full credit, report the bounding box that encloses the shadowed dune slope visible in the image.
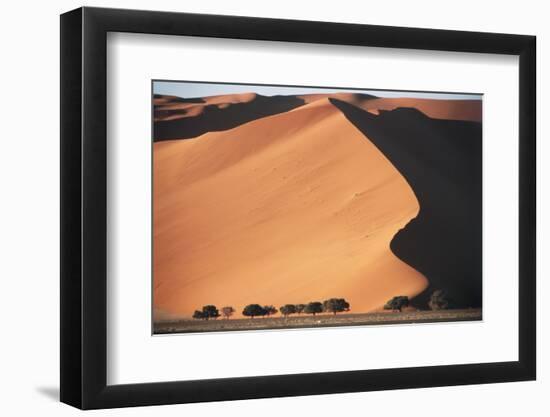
[154,99,428,318]
[298,92,377,106]
[153,92,382,141]
[153,94,205,106]
[154,92,481,141]
[330,99,482,308]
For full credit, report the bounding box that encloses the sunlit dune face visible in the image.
[153,98,429,319]
[359,98,482,122]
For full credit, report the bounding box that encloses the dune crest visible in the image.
[357,97,482,122]
[154,92,481,144]
[331,99,482,308]
[154,99,428,318]
[154,93,306,141]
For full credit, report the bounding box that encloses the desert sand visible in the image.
[330,99,482,308]
[349,97,481,122]
[153,91,482,320]
[155,309,483,334]
[155,93,481,122]
[154,92,261,121]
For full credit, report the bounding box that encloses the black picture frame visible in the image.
[60,6,536,410]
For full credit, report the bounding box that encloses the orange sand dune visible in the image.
[356,97,481,122]
[299,93,481,122]
[155,93,263,121]
[153,99,428,319]
[298,92,376,106]
[155,92,481,129]
[154,93,305,140]
[153,94,187,105]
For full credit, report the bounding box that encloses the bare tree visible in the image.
[263,305,278,317]
[295,304,306,314]
[221,306,235,319]
[428,290,452,310]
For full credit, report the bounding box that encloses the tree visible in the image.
[280,304,297,317]
[221,306,235,319]
[295,304,306,315]
[192,310,206,320]
[263,305,278,317]
[304,301,323,316]
[323,298,350,315]
[384,296,409,312]
[428,290,452,310]
[242,304,265,319]
[201,305,220,320]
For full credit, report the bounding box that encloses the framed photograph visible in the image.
[151,79,484,335]
[60,6,536,409]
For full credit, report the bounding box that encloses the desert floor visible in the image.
[154,308,482,334]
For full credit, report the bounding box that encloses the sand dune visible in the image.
[154,92,260,120]
[154,92,481,142]
[154,93,305,140]
[299,93,481,122]
[331,99,482,308]
[355,97,482,122]
[153,99,429,318]
[298,92,377,106]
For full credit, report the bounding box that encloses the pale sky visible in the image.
[153,80,482,101]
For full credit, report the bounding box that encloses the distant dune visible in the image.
[154,92,481,141]
[153,91,482,319]
[154,93,305,141]
[354,97,482,122]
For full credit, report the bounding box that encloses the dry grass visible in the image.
[154,308,482,334]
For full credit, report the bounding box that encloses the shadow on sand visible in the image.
[330,98,482,308]
[154,95,306,141]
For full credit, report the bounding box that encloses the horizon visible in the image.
[153,80,483,101]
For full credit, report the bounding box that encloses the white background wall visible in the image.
[0,0,545,415]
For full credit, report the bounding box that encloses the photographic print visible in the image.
[152,81,482,334]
